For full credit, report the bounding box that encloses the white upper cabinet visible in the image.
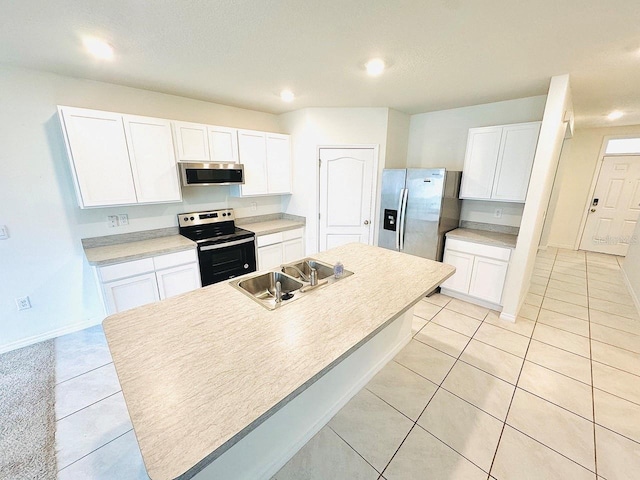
[172,121,210,161]
[460,121,541,203]
[59,106,138,207]
[59,106,182,208]
[235,129,291,196]
[123,115,181,204]
[208,126,239,163]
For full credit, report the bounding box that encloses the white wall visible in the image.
[501,75,573,320]
[622,221,640,310]
[546,124,640,249]
[279,108,393,254]
[385,109,410,169]
[407,95,546,227]
[0,65,284,352]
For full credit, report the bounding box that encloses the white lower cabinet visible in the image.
[98,249,200,315]
[256,228,305,270]
[441,238,511,307]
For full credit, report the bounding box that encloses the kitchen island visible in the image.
[103,243,454,479]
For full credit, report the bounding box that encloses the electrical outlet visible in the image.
[15,296,31,311]
[107,216,119,228]
[251,202,257,212]
[118,214,129,226]
[0,225,8,239]
[494,208,503,218]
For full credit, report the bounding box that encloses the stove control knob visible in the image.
[222,213,227,217]
[244,264,249,269]
[190,217,194,220]
[183,217,188,222]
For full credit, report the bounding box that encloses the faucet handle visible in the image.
[275,281,282,303]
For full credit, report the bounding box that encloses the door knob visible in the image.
[590,209,596,212]
[364,220,370,225]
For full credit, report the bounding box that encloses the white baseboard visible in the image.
[547,242,577,250]
[440,288,502,311]
[0,316,104,355]
[499,312,516,323]
[620,265,640,317]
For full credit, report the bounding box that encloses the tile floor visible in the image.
[53,248,640,479]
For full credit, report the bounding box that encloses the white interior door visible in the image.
[319,148,376,251]
[580,156,640,255]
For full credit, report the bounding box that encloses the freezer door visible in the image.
[378,169,407,251]
[402,169,445,260]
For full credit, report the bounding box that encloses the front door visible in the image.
[319,148,376,251]
[580,155,640,255]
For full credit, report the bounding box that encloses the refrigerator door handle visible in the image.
[395,188,405,250]
[399,188,409,250]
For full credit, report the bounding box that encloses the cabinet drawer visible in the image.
[98,258,155,283]
[445,238,511,262]
[257,232,283,247]
[282,228,304,241]
[153,249,198,270]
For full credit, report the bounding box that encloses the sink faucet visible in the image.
[275,281,282,304]
[282,264,310,282]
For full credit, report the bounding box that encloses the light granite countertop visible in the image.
[84,235,197,266]
[241,219,305,236]
[102,243,454,480]
[446,228,518,248]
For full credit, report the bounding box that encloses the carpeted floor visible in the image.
[0,340,56,480]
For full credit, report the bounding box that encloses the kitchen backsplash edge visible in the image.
[459,221,519,236]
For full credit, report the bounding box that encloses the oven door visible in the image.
[198,237,256,286]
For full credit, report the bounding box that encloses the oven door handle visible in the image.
[200,237,255,251]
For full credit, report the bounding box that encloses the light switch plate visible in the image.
[0,225,8,239]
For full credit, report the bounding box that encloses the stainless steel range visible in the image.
[178,208,256,286]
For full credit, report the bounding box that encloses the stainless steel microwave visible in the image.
[179,162,245,186]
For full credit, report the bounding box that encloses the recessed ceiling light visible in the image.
[607,110,624,121]
[280,90,295,102]
[83,37,114,60]
[365,58,385,76]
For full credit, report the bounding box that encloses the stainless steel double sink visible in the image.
[229,258,353,310]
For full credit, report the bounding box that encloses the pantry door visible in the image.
[319,148,377,251]
[579,156,640,255]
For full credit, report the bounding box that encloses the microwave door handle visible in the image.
[395,188,405,250]
[200,237,255,251]
[399,188,409,250]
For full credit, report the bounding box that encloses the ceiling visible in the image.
[1,0,639,127]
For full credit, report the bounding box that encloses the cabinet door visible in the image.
[172,121,210,161]
[124,115,182,204]
[266,133,292,194]
[103,273,160,314]
[468,256,508,305]
[441,249,474,293]
[156,263,201,300]
[282,238,305,264]
[257,243,283,271]
[459,127,502,200]
[59,106,137,207]
[208,126,239,163]
[238,130,268,195]
[492,122,541,202]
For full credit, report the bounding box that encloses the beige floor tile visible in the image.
[431,308,482,337]
[589,297,639,320]
[55,363,121,420]
[484,311,535,338]
[595,425,640,480]
[550,272,587,287]
[506,389,595,471]
[594,388,640,444]
[474,323,531,358]
[589,310,640,336]
[517,361,593,420]
[552,266,586,279]
[592,362,640,405]
[414,299,443,321]
[460,339,524,385]
[423,292,452,307]
[526,340,592,385]
[525,292,544,307]
[588,271,626,286]
[532,323,591,358]
[411,315,428,336]
[519,303,540,321]
[55,325,113,384]
[590,323,640,354]
[547,278,588,295]
[535,257,555,267]
[394,340,456,385]
[533,267,552,278]
[537,309,590,337]
[555,259,587,270]
[588,277,627,292]
[442,361,515,420]
[544,287,588,307]
[531,274,550,287]
[384,426,487,480]
[541,297,589,320]
[587,263,621,275]
[445,298,490,320]
[274,426,379,480]
[414,322,470,357]
[366,361,438,421]
[328,389,413,472]
[588,286,635,306]
[418,388,503,472]
[591,340,640,376]
[586,251,620,265]
[529,283,547,296]
[491,425,595,480]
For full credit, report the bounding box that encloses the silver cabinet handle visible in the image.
[364,220,370,225]
[200,237,255,251]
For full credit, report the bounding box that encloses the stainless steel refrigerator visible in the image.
[378,168,462,261]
